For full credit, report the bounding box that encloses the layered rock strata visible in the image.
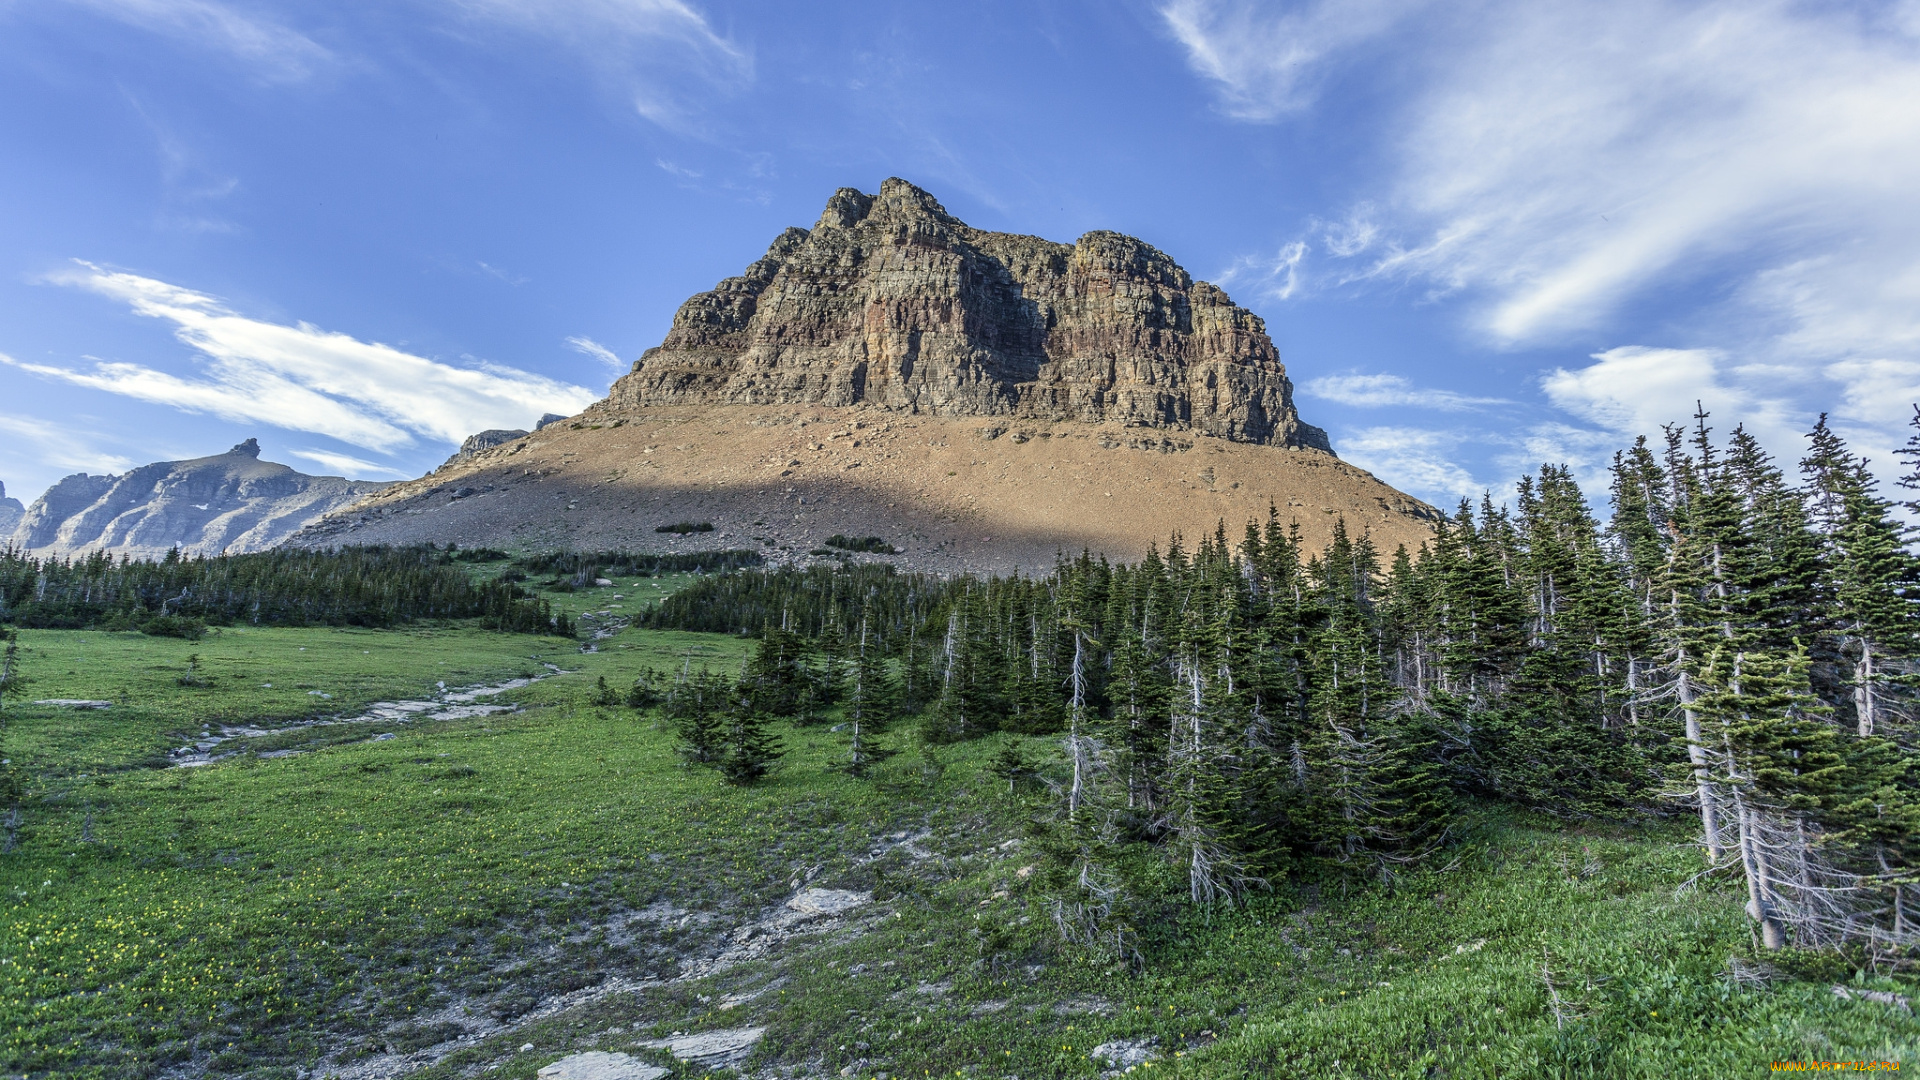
[294,181,1438,572]
[603,179,1330,451]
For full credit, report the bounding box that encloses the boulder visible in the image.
[641,1027,765,1067]
[536,1051,667,1080]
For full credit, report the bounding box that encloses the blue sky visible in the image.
[5,0,1919,511]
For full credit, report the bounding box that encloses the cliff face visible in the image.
[604,179,1331,451]
[0,482,24,536]
[291,181,1436,573]
[10,440,390,559]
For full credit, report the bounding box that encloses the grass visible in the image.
[0,582,1914,1078]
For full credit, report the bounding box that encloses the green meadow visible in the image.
[0,574,1914,1078]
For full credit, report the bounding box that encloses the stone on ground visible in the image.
[1091,1038,1159,1069]
[535,1050,667,1080]
[787,888,869,916]
[642,1026,766,1066]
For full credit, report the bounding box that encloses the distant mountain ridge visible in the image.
[0,482,23,536]
[10,440,390,559]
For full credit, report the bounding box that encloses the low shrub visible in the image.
[824,534,897,554]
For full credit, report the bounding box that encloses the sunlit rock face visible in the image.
[605,178,1331,452]
[9,439,390,559]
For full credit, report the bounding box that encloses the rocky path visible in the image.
[167,667,572,767]
[324,887,880,1080]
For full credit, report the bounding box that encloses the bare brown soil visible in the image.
[293,405,1439,574]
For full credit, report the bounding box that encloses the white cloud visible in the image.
[1320,210,1380,260]
[449,0,752,130]
[1158,0,1414,120]
[1170,0,1920,356]
[1371,0,1920,350]
[566,335,625,371]
[1171,0,1920,487]
[288,448,410,479]
[1305,372,1507,411]
[1335,426,1490,505]
[475,261,528,286]
[0,411,138,477]
[1217,240,1307,301]
[69,0,331,80]
[1542,345,1814,461]
[16,263,597,452]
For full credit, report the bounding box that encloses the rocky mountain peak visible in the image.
[602,179,1329,451]
[9,445,388,558]
[0,481,22,535]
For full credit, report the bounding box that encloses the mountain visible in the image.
[437,414,569,470]
[10,440,391,559]
[0,482,23,536]
[606,179,1331,450]
[293,180,1436,572]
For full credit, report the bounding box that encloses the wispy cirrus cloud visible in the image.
[1305,372,1509,412]
[1335,426,1489,505]
[11,262,597,452]
[448,0,752,130]
[68,0,332,80]
[0,411,138,477]
[566,335,625,372]
[287,448,411,479]
[1159,0,1416,120]
[1167,0,1920,474]
[1216,240,1306,301]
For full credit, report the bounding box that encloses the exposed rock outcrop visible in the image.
[441,429,531,470]
[0,482,23,536]
[293,181,1436,572]
[10,439,390,559]
[439,416,570,471]
[603,178,1330,450]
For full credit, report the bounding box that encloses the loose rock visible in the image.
[787,888,870,916]
[536,1051,667,1080]
[642,1026,765,1066]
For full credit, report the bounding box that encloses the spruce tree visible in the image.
[668,668,729,766]
[1800,422,1916,737]
[841,615,897,776]
[719,680,782,786]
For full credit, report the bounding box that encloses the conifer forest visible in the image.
[6,410,1919,1079]
[650,410,1920,963]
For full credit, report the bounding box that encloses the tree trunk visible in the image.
[1067,630,1088,822]
[1854,637,1877,738]
[1678,663,1725,863]
[1731,791,1786,949]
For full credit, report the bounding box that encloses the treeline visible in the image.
[511,548,764,582]
[641,563,960,639]
[655,408,1920,959]
[0,545,568,635]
